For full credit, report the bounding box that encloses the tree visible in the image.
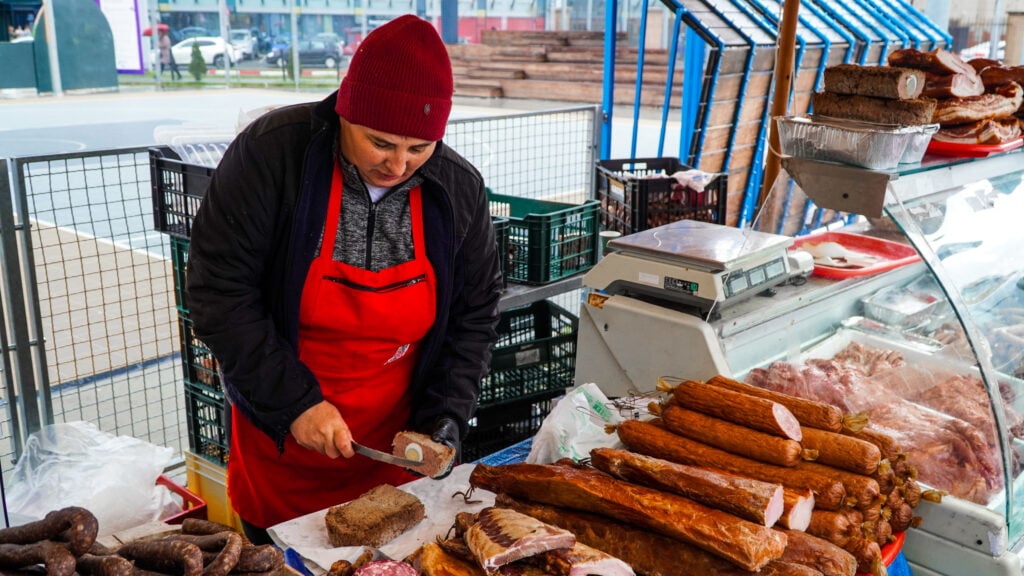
[188,41,206,82]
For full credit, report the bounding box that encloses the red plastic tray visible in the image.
[158,474,208,524]
[791,231,921,279]
[856,531,906,576]
[926,137,1023,158]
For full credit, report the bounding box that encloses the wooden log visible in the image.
[822,64,925,99]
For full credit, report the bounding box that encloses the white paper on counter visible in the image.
[267,463,494,574]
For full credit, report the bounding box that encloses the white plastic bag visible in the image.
[6,421,175,536]
[526,382,623,464]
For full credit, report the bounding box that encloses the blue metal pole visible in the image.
[599,0,618,160]
[679,27,705,165]
[658,11,685,157]
[629,0,651,158]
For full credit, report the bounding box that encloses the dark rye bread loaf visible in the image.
[324,484,425,548]
[392,431,456,478]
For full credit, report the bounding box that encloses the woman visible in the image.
[186,14,502,543]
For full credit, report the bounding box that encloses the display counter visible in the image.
[574,149,1024,575]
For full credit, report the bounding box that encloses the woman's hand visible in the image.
[290,401,355,458]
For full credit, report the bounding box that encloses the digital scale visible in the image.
[575,220,813,397]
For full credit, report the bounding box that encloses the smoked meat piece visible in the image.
[665,378,802,440]
[800,427,881,475]
[822,65,924,99]
[933,118,1022,144]
[887,48,978,79]
[843,427,901,462]
[495,495,812,576]
[661,404,806,467]
[469,462,787,571]
[707,375,844,432]
[589,447,785,526]
[617,419,847,510]
[779,488,815,531]
[932,82,1023,125]
[463,507,576,571]
[811,92,937,126]
[794,460,881,509]
[778,529,858,576]
[920,72,984,98]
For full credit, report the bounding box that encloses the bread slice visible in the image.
[324,484,425,548]
[392,431,456,478]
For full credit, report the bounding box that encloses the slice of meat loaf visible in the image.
[392,431,456,478]
[325,484,425,548]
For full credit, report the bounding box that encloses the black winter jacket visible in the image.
[186,92,502,450]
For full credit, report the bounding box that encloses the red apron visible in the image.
[228,163,437,528]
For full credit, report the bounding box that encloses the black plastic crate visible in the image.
[479,300,577,406]
[185,380,229,467]
[488,191,599,285]
[171,237,190,314]
[595,157,727,235]
[178,312,222,395]
[151,146,214,240]
[463,391,561,463]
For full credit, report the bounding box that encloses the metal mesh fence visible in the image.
[447,106,598,204]
[2,149,184,479]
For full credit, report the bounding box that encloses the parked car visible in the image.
[311,32,345,53]
[177,26,212,41]
[229,29,256,60]
[172,36,240,68]
[266,37,343,68]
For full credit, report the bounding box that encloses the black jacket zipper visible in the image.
[365,202,377,269]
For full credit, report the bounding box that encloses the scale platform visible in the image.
[585,220,796,314]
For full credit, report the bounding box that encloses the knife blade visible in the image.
[351,441,423,468]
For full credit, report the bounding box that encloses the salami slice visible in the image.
[353,560,418,576]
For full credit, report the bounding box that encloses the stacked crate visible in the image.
[595,157,728,236]
[152,147,239,529]
[462,299,579,462]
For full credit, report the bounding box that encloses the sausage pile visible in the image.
[462,375,934,576]
[0,512,285,576]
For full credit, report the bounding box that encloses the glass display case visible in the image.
[766,150,1024,575]
[574,149,1024,576]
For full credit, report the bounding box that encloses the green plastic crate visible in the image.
[492,216,510,289]
[171,237,190,315]
[184,380,229,467]
[463,390,561,463]
[480,300,577,406]
[488,191,599,285]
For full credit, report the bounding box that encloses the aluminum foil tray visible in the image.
[777,115,921,171]
[861,284,940,328]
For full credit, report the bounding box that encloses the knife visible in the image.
[351,441,423,468]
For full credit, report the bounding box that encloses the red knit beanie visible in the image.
[335,15,453,141]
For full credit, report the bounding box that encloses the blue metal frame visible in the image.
[797,0,857,64]
[893,0,951,47]
[871,0,940,50]
[814,0,891,64]
[805,0,877,64]
[658,11,685,158]
[852,0,910,51]
[629,0,652,158]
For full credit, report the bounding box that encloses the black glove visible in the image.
[428,416,461,480]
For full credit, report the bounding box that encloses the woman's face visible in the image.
[339,118,437,188]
